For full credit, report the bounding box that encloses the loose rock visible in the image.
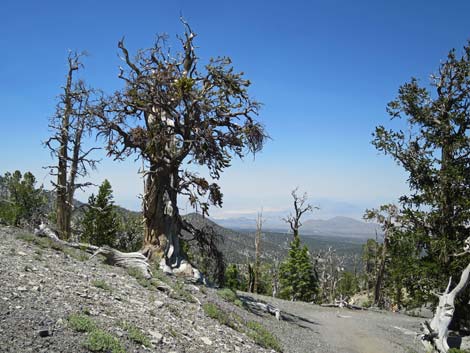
[38,329,52,337]
[200,337,213,345]
[149,330,163,344]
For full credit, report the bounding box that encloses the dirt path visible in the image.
[314,309,411,353]
[0,225,426,353]
[239,292,426,353]
[318,313,390,353]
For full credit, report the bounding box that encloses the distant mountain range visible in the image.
[213,215,382,240]
[301,216,382,239]
[30,187,372,267]
[183,213,366,269]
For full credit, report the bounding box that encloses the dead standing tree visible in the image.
[253,211,264,293]
[45,52,98,240]
[314,247,345,303]
[95,21,266,276]
[282,188,316,239]
[363,204,399,307]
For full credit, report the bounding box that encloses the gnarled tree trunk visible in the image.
[422,264,470,352]
[141,165,201,281]
[422,237,470,352]
[141,167,180,263]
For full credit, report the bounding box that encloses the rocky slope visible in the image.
[0,225,276,353]
[0,225,426,353]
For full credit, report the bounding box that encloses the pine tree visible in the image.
[95,21,266,270]
[0,170,45,226]
[373,43,470,316]
[81,179,119,246]
[362,239,381,298]
[225,264,240,290]
[116,213,144,252]
[279,235,317,302]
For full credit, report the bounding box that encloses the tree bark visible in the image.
[253,212,262,293]
[374,216,391,307]
[248,264,255,293]
[422,262,470,352]
[140,165,202,281]
[239,296,282,320]
[35,223,152,279]
[56,67,73,240]
[142,166,181,265]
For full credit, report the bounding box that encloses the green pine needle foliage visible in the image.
[279,235,318,302]
[0,170,45,226]
[81,179,120,247]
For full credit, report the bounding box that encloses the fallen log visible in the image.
[253,302,281,320]
[34,223,60,241]
[35,223,99,253]
[33,223,209,285]
[321,303,367,310]
[240,297,282,320]
[91,246,152,279]
[321,298,368,310]
[34,223,151,279]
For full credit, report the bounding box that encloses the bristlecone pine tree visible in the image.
[95,20,266,274]
[373,42,470,328]
[81,179,120,247]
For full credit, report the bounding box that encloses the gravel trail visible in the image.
[238,292,426,353]
[0,225,427,353]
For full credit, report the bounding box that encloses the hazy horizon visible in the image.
[2,0,467,221]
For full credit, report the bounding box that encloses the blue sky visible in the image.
[1,0,469,220]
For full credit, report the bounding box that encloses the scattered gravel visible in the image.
[0,226,271,353]
[0,225,426,353]
[233,292,427,353]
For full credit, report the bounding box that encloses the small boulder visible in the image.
[149,330,163,344]
[201,337,213,345]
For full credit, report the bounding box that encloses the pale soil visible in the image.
[0,224,426,353]
[238,292,426,353]
[0,226,271,353]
